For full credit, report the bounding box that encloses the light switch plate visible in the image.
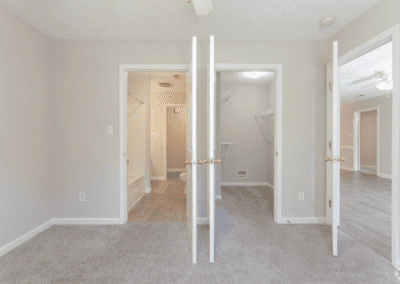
[107,125,113,135]
[299,192,304,201]
[79,192,86,202]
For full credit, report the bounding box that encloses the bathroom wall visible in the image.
[220,83,274,184]
[166,106,187,171]
[340,94,391,176]
[150,74,186,179]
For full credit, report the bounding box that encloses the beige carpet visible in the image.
[0,186,398,283]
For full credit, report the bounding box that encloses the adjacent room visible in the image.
[339,40,393,261]
[217,71,275,219]
[127,71,189,223]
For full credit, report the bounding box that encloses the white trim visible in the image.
[353,107,380,174]
[151,176,165,180]
[53,218,122,225]
[216,195,222,200]
[327,24,400,269]
[120,64,189,225]
[165,104,186,179]
[167,168,186,172]
[360,165,377,169]
[215,63,283,224]
[221,182,273,187]
[145,187,151,194]
[0,219,54,258]
[340,166,354,171]
[197,217,209,224]
[340,145,353,150]
[280,217,326,224]
[128,191,146,212]
[378,173,392,179]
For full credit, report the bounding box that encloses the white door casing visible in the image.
[186,36,198,264]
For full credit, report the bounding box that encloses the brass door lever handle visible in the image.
[214,159,221,164]
[196,159,203,165]
[185,160,192,165]
[203,159,210,164]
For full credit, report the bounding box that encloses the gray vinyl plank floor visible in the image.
[340,169,391,261]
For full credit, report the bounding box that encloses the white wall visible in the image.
[0,5,55,249]
[51,39,327,219]
[220,84,273,183]
[340,95,392,176]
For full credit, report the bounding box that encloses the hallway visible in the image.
[340,169,391,261]
[128,173,186,223]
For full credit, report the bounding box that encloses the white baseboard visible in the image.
[216,195,222,200]
[280,217,326,224]
[151,176,166,181]
[197,217,209,225]
[167,168,186,172]
[341,166,354,171]
[221,182,273,187]
[53,218,122,225]
[145,187,151,194]
[378,173,392,179]
[361,165,377,169]
[128,192,146,212]
[0,219,54,258]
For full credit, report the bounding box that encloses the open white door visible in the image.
[207,35,217,263]
[326,41,341,256]
[186,36,197,264]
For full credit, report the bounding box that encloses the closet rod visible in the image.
[128,92,144,104]
[255,109,274,118]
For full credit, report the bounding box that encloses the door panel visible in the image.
[186,36,197,264]
[327,41,340,256]
[207,35,216,263]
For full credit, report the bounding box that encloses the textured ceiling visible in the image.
[221,72,275,86]
[340,41,392,105]
[0,0,381,40]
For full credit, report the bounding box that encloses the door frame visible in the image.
[214,63,283,224]
[165,104,187,174]
[353,107,379,174]
[119,64,188,224]
[326,24,400,269]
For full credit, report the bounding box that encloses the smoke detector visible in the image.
[320,17,335,28]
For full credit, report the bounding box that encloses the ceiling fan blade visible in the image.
[348,72,383,85]
[192,0,213,15]
[360,82,377,89]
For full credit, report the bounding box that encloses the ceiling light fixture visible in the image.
[320,17,335,28]
[377,81,393,90]
[243,72,267,79]
[189,0,213,15]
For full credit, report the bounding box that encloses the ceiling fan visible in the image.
[188,0,213,15]
[347,71,393,90]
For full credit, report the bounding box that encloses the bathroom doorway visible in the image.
[124,70,189,223]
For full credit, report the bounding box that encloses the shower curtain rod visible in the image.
[255,109,274,118]
[128,92,144,104]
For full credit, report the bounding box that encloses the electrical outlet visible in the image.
[299,192,304,201]
[79,192,86,202]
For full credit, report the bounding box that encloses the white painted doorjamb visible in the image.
[353,107,380,174]
[326,24,400,270]
[119,64,188,224]
[214,63,283,224]
[165,104,186,176]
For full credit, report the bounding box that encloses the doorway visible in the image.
[326,24,400,269]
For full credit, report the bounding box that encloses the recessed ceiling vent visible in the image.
[355,94,365,98]
[174,75,181,79]
[159,82,173,88]
[237,170,247,179]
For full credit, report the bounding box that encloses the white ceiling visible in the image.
[0,0,381,40]
[221,72,274,86]
[340,41,392,105]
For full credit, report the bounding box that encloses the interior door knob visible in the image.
[185,160,192,165]
[214,159,221,164]
[325,157,332,162]
[203,159,210,164]
[196,159,203,165]
[339,157,345,162]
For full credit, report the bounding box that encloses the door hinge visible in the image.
[276,151,278,156]
[329,200,332,208]
[329,141,331,149]
[329,81,332,91]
